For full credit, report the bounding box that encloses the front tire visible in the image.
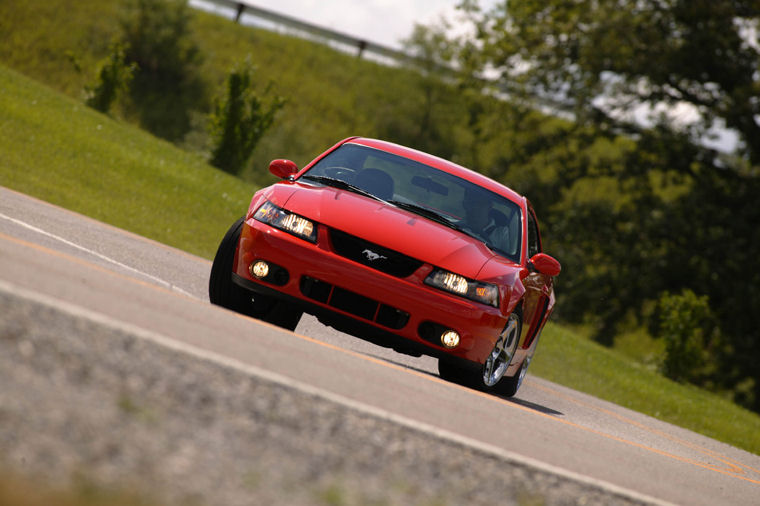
[495,357,531,397]
[209,217,250,312]
[209,217,302,331]
[437,358,478,386]
[482,309,522,388]
[437,307,525,396]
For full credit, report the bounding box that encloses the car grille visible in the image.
[329,229,423,278]
[300,276,410,330]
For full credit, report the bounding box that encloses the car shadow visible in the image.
[366,355,439,377]
[500,396,564,417]
[369,355,564,417]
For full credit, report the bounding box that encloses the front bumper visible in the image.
[233,218,507,364]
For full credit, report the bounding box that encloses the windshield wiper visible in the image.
[300,175,384,201]
[300,178,472,235]
[387,200,470,234]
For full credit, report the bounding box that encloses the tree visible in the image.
[85,42,137,114]
[461,1,760,163]
[209,61,285,175]
[119,0,207,141]
[375,22,461,160]
[457,0,760,410]
[652,290,723,386]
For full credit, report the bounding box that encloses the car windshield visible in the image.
[300,143,522,262]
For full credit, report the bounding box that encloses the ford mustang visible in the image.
[209,137,560,396]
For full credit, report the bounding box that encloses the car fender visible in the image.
[245,183,299,220]
[476,256,526,316]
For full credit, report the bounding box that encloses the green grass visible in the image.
[533,324,760,453]
[0,0,447,178]
[1,61,759,458]
[0,64,254,259]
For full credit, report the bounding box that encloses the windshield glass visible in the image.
[301,143,522,262]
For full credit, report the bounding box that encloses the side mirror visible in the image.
[269,159,299,179]
[528,253,561,277]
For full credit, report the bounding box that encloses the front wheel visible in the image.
[209,217,302,331]
[209,217,250,312]
[437,307,525,396]
[482,309,522,388]
[496,356,531,397]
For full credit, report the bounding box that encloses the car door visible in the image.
[519,206,555,349]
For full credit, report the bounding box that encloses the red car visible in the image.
[210,137,560,396]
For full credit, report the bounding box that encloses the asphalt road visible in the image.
[1,185,759,505]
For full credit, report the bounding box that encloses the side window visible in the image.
[527,210,541,258]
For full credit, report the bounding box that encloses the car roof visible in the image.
[346,137,526,206]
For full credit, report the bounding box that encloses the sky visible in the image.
[193,0,497,51]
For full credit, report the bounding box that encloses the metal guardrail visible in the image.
[189,0,568,117]
[190,0,413,63]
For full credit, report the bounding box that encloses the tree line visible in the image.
[414,0,760,411]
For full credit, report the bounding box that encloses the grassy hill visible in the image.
[0,0,468,184]
[0,63,253,258]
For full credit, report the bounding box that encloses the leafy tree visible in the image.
[460,1,760,160]
[209,61,285,175]
[119,0,207,141]
[85,42,137,114]
[377,22,461,160]
[456,0,760,409]
[397,21,518,168]
[652,290,723,385]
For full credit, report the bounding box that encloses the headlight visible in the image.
[254,201,317,242]
[425,269,499,307]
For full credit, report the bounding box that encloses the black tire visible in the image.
[209,217,302,331]
[437,358,479,387]
[209,217,250,312]
[260,301,302,331]
[493,357,530,397]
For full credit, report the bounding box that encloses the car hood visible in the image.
[278,183,503,279]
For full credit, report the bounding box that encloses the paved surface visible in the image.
[1,185,759,505]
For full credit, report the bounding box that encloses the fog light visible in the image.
[441,330,460,349]
[250,261,270,279]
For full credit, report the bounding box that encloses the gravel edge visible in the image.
[0,281,669,506]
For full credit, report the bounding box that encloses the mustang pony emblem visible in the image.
[362,249,387,262]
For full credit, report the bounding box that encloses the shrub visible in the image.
[119,0,207,141]
[85,42,137,113]
[653,290,722,385]
[209,60,285,175]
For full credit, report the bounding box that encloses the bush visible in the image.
[209,60,285,175]
[652,290,722,385]
[85,42,137,113]
[119,0,207,141]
